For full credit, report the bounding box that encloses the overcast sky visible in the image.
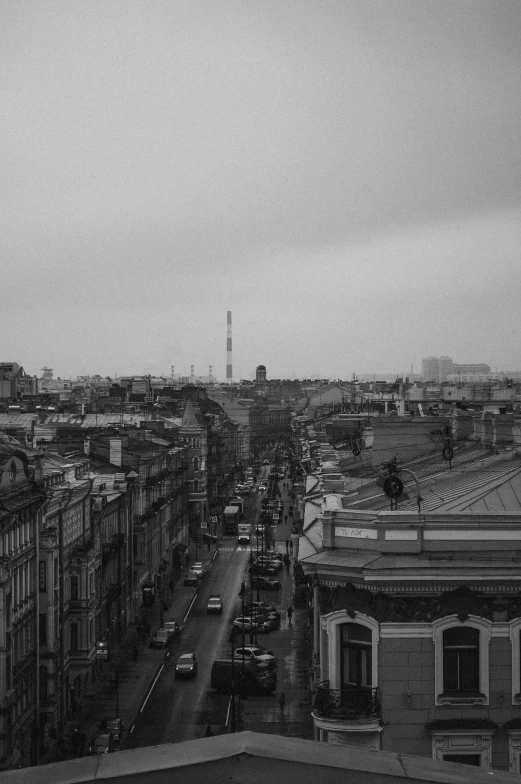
[2,1,520,381]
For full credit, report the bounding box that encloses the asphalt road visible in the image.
[124,470,271,748]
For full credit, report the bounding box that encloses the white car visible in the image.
[258,484,267,492]
[234,646,277,668]
[191,562,205,577]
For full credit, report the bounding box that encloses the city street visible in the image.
[123,463,313,748]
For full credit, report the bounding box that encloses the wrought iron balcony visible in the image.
[314,681,381,722]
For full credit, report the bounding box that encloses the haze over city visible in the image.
[2,1,521,380]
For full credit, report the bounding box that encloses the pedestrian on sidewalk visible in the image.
[145,621,151,640]
[285,539,289,552]
[284,514,288,523]
[133,644,139,662]
[78,731,86,757]
[278,692,286,713]
[169,579,174,593]
[289,540,293,553]
[204,722,214,737]
[287,606,293,624]
[186,553,190,568]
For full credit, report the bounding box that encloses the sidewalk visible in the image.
[42,541,205,765]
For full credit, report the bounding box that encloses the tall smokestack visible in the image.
[190,365,195,384]
[226,311,233,382]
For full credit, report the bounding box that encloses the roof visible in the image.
[10,731,517,784]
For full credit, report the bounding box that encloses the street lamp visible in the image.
[248,553,256,645]
[239,581,246,675]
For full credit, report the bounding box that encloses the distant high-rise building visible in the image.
[256,365,267,383]
[452,363,491,375]
[421,356,453,383]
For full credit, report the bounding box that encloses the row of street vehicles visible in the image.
[89,463,284,752]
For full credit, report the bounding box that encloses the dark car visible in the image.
[175,652,198,678]
[163,621,181,639]
[101,718,123,747]
[251,577,281,591]
[88,732,114,755]
[183,571,199,587]
[251,563,278,576]
[150,629,169,649]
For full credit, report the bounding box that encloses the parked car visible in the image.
[245,600,280,615]
[234,645,277,668]
[191,562,205,577]
[258,484,267,492]
[232,616,271,634]
[150,629,169,649]
[211,658,276,694]
[251,577,281,591]
[243,609,278,631]
[163,621,181,639]
[184,571,199,587]
[251,563,278,576]
[100,718,123,746]
[175,652,198,678]
[255,557,281,569]
[207,595,223,614]
[88,732,114,755]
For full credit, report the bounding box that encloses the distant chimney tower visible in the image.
[209,364,213,380]
[190,365,195,384]
[171,364,174,379]
[226,311,233,382]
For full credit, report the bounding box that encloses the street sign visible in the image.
[211,516,218,523]
[200,522,208,529]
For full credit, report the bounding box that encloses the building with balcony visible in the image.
[38,452,93,752]
[297,413,521,773]
[0,439,46,767]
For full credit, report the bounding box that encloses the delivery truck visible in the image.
[223,505,240,535]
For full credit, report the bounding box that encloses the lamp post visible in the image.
[248,553,256,645]
[239,581,246,675]
[230,626,236,732]
[115,669,119,717]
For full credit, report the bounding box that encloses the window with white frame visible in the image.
[322,610,379,692]
[433,616,490,705]
[341,623,372,688]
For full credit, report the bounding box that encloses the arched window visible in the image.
[193,457,199,472]
[341,623,372,688]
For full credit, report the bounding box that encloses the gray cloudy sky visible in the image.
[2,1,521,380]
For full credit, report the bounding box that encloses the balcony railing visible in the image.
[314,681,380,722]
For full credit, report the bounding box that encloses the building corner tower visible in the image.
[226,311,233,383]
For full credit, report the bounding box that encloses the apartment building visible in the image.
[297,414,521,773]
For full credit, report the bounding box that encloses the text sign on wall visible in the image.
[335,527,378,540]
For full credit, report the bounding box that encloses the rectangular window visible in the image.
[443,754,481,766]
[70,623,78,652]
[443,627,479,693]
[39,614,47,646]
[70,575,79,601]
[341,623,372,688]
